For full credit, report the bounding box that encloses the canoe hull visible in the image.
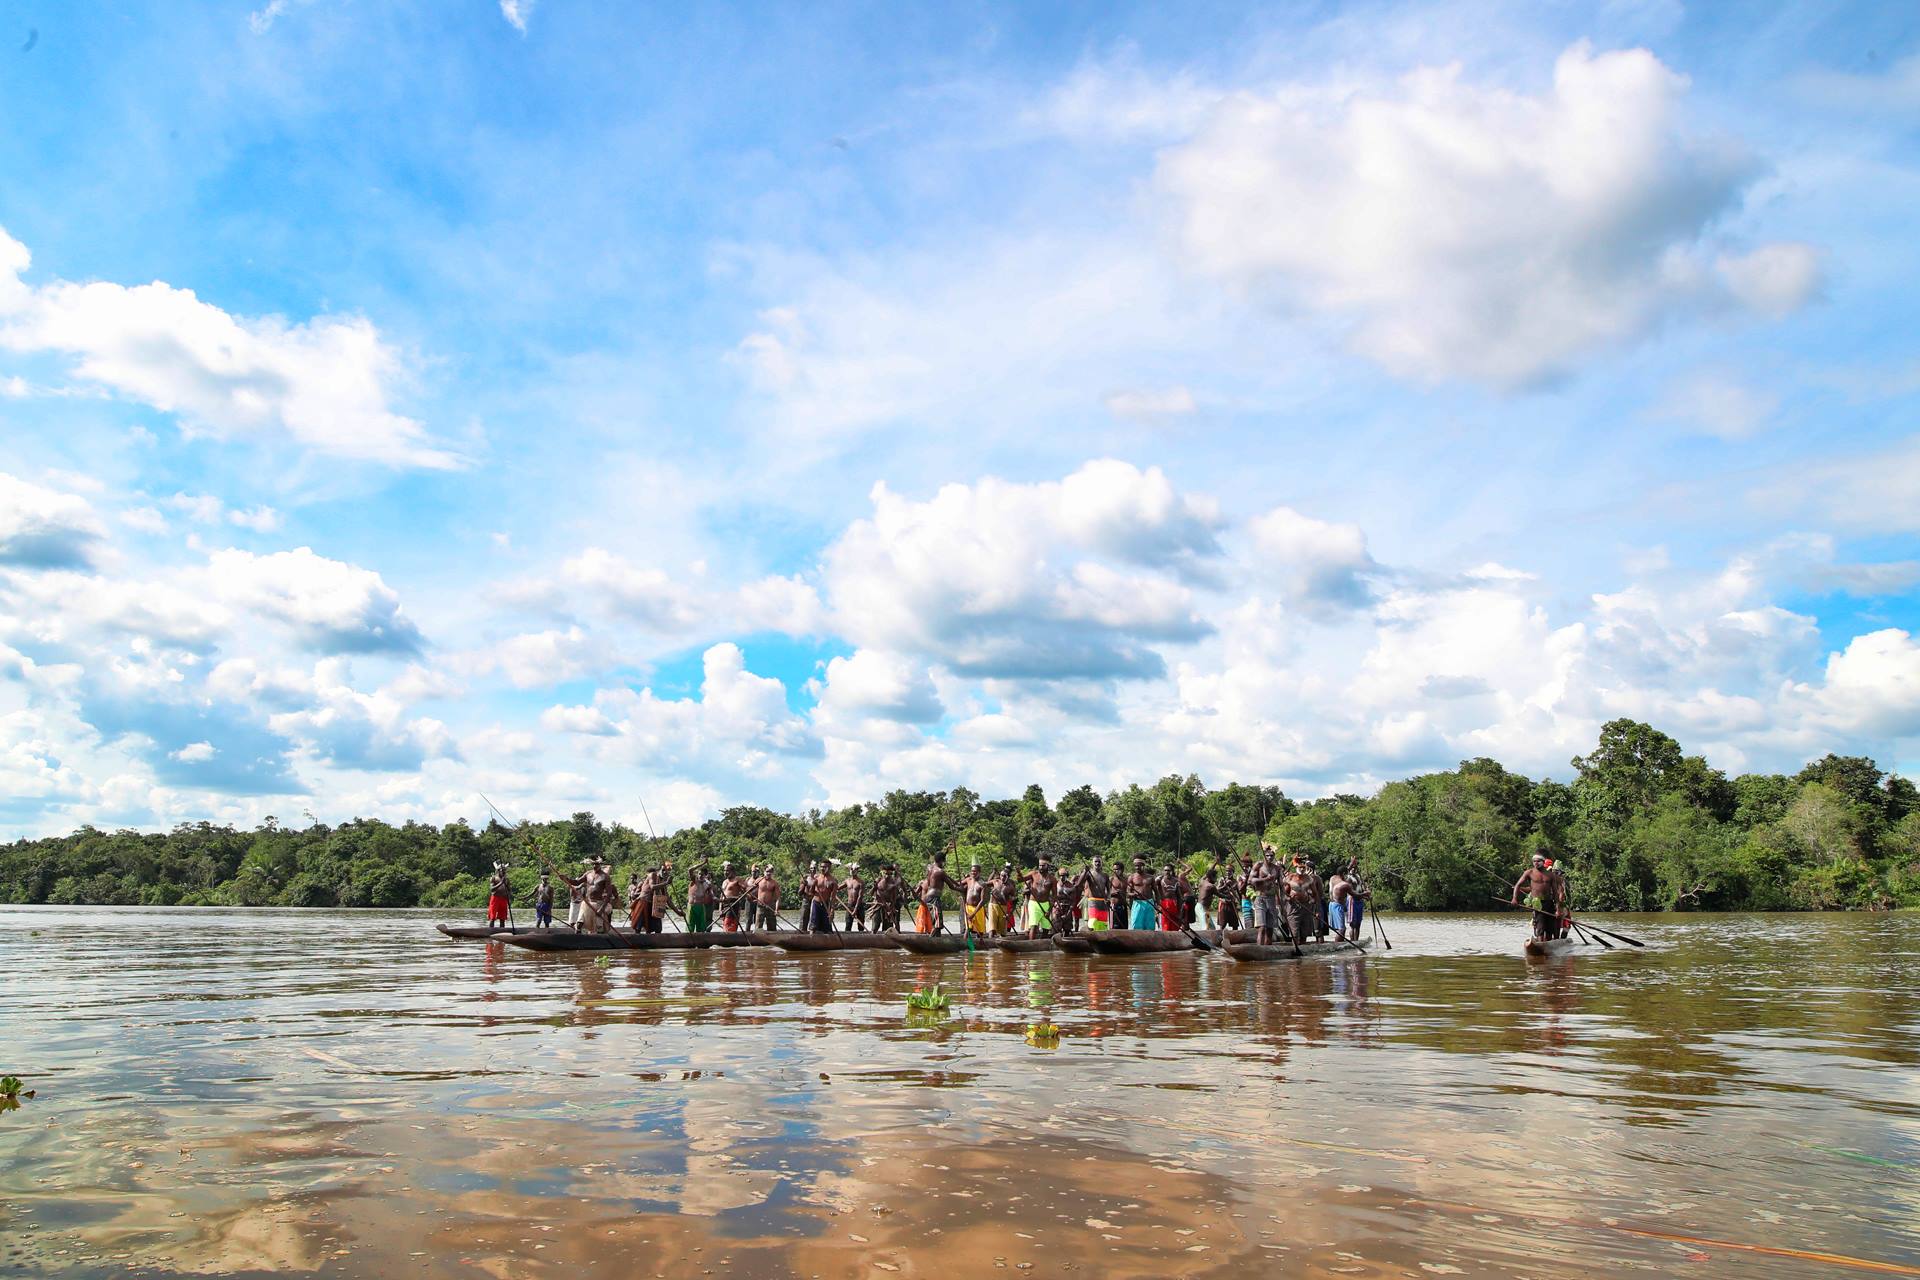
[890,932,972,954]
[1524,936,1587,958]
[437,924,532,939]
[1223,939,1369,962]
[1085,929,1195,955]
[504,929,765,952]
[775,932,901,951]
[1052,936,1093,953]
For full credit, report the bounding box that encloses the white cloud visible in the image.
[0,226,456,468]
[1028,57,1223,142]
[1155,43,1818,387]
[500,0,534,34]
[487,626,597,689]
[1651,371,1779,439]
[0,472,105,569]
[209,547,424,654]
[555,548,701,629]
[170,741,217,763]
[1246,506,1379,611]
[824,460,1220,681]
[1800,53,1920,114]
[268,660,458,772]
[813,649,943,724]
[1753,437,1920,535]
[1803,630,1920,739]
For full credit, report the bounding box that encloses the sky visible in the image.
[1,0,1918,838]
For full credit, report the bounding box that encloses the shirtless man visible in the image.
[487,863,512,930]
[1196,864,1220,931]
[872,864,904,932]
[1051,862,1082,937]
[755,864,782,931]
[532,872,554,928]
[840,865,867,931]
[1015,855,1057,938]
[987,867,1014,935]
[1247,845,1284,946]
[687,865,716,934]
[961,863,990,937]
[1108,863,1127,931]
[1327,863,1363,941]
[807,862,837,933]
[917,854,962,935]
[1080,856,1112,932]
[1512,853,1564,941]
[562,862,589,928]
[1282,856,1319,948]
[719,862,746,931]
[1125,857,1157,931]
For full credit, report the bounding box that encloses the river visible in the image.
[2,907,1917,1278]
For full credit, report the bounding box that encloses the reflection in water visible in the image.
[3,907,1919,1277]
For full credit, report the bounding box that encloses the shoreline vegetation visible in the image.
[3,720,1915,914]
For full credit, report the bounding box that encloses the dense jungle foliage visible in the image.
[4,720,1916,913]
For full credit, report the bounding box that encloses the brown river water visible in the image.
[2,907,1918,1278]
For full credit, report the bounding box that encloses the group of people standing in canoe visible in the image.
[483,839,1372,948]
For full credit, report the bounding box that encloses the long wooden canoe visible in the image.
[889,932,974,954]
[1085,929,1196,955]
[774,932,902,952]
[437,924,533,939]
[1053,935,1093,953]
[1223,938,1369,962]
[504,929,769,952]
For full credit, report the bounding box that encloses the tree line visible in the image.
[3,719,1915,913]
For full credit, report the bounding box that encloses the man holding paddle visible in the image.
[1512,853,1565,941]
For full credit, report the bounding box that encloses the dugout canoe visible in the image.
[1223,938,1369,962]
[1085,929,1197,955]
[889,932,974,954]
[1523,936,1592,958]
[1052,935,1094,954]
[437,924,535,939]
[774,932,902,952]
[504,929,768,952]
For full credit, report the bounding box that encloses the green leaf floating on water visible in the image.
[906,982,950,1012]
[0,1076,31,1100]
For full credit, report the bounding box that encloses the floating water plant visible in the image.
[1024,1022,1060,1045]
[0,1076,31,1103]
[906,983,950,1013]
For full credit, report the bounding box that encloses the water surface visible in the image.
[3,907,1918,1277]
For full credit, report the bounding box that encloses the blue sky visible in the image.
[1,0,1917,836]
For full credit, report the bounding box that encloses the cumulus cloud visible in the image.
[0,226,456,468]
[268,661,458,772]
[485,626,598,689]
[0,472,106,569]
[824,460,1221,681]
[1155,43,1820,387]
[1246,506,1380,612]
[209,547,424,655]
[812,649,944,724]
[545,643,817,775]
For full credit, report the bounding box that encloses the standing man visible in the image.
[917,853,962,934]
[629,869,652,932]
[962,863,990,938]
[808,862,837,933]
[487,862,512,930]
[1512,853,1563,941]
[755,863,782,931]
[563,861,589,929]
[719,862,746,932]
[1080,856,1112,932]
[532,871,554,929]
[1247,845,1284,946]
[987,867,1014,936]
[873,864,904,933]
[581,859,617,933]
[1024,855,1060,939]
[1282,855,1318,949]
[687,864,717,934]
[647,862,674,933]
[840,864,867,931]
[1125,857,1157,931]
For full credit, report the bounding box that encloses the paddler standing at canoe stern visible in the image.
[1023,854,1060,939]
[917,853,962,934]
[687,864,716,933]
[487,862,512,930]
[1125,857,1157,931]
[1512,853,1564,941]
[1326,862,1354,941]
